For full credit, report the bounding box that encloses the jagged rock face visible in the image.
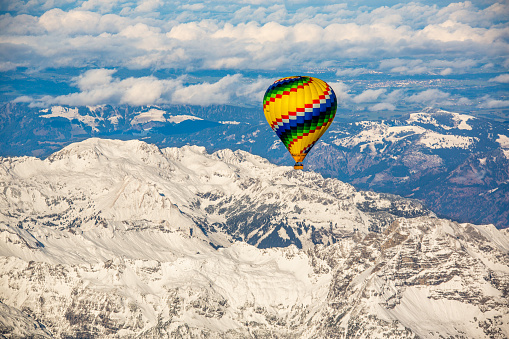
[0,139,508,338]
[313,218,509,338]
[0,138,432,251]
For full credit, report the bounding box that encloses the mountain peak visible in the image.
[48,138,164,163]
[1,139,508,338]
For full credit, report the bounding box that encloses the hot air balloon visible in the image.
[263,76,337,170]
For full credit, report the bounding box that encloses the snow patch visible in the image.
[407,111,475,130]
[278,227,290,240]
[496,134,509,148]
[219,121,240,125]
[167,114,203,124]
[417,132,477,149]
[131,108,167,125]
[40,106,100,131]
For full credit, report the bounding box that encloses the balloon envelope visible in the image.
[263,76,337,169]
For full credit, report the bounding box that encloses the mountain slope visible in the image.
[0,138,508,338]
[2,103,508,229]
[307,108,509,228]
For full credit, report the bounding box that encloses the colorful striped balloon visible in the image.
[263,76,337,169]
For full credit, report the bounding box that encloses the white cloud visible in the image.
[181,4,205,11]
[3,4,507,74]
[335,68,369,77]
[385,89,404,103]
[0,61,24,71]
[167,21,217,41]
[135,0,162,12]
[419,19,506,44]
[369,103,395,111]
[120,77,167,105]
[489,74,509,83]
[478,96,509,109]
[38,8,129,35]
[172,74,241,105]
[0,13,42,35]
[440,68,453,75]
[457,97,472,105]
[24,68,177,106]
[80,0,121,13]
[241,0,283,5]
[379,58,479,76]
[236,77,273,102]
[213,21,289,44]
[23,69,267,107]
[329,81,351,103]
[39,9,101,33]
[2,1,508,108]
[74,68,117,91]
[353,89,386,103]
[407,89,450,104]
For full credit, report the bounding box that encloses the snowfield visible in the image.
[331,112,479,153]
[0,138,508,338]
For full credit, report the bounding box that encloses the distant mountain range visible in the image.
[1,138,508,338]
[1,103,508,228]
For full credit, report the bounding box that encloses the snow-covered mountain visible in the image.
[1,138,508,338]
[1,103,508,229]
[306,108,509,228]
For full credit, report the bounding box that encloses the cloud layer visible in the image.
[14,68,483,112]
[1,0,508,108]
[17,69,271,107]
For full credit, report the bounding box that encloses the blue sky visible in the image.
[1,0,508,111]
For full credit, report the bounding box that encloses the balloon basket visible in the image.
[294,162,304,170]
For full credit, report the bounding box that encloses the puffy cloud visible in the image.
[73,68,117,91]
[80,0,123,13]
[181,4,205,11]
[172,74,242,105]
[23,68,176,106]
[120,77,167,105]
[379,58,478,75]
[3,2,507,74]
[440,68,453,75]
[135,0,162,12]
[489,74,509,83]
[335,68,370,77]
[329,81,351,104]
[39,9,101,34]
[430,2,509,27]
[22,69,269,107]
[167,21,218,41]
[478,96,509,108]
[241,0,283,5]
[369,103,396,111]
[385,89,405,103]
[213,21,289,44]
[407,89,451,104]
[38,9,129,35]
[232,5,287,24]
[457,97,472,105]
[1,1,508,109]
[0,13,43,35]
[353,89,386,103]
[236,76,273,102]
[0,61,23,71]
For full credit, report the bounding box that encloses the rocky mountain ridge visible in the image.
[0,139,508,338]
[306,108,509,228]
[1,103,508,228]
